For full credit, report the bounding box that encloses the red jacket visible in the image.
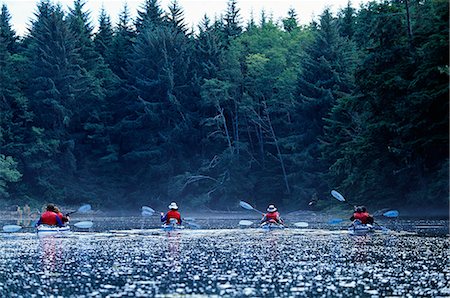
[262,211,282,223]
[161,210,182,224]
[38,211,63,226]
[352,212,372,224]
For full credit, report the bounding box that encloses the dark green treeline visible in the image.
[0,0,448,210]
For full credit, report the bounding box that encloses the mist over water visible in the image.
[0,214,448,297]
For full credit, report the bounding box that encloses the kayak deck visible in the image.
[36,225,71,236]
[348,222,375,235]
[162,224,184,232]
[260,222,285,230]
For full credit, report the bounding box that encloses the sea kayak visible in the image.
[36,225,71,237]
[162,223,184,232]
[348,221,374,235]
[260,222,285,230]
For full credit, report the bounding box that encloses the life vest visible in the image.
[164,210,181,224]
[353,212,371,224]
[264,211,280,223]
[39,211,60,226]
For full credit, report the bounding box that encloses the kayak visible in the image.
[36,225,71,237]
[348,221,374,235]
[162,223,184,232]
[260,222,285,230]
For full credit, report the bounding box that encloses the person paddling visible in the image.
[161,202,182,225]
[261,205,284,225]
[36,204,64,227]
[54,206,70,225]
[350,206,374,224]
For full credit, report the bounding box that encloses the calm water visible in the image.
[0,214,448,297]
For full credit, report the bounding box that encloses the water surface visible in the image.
[0,214,448,297]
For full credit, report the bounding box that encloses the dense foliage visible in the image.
[0,0,447,211]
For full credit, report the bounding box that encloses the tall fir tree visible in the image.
[93,7,113,60]
[135,0,165,33]
[109,3,135,79]
[293,8,357,204]
[0,4,17,53]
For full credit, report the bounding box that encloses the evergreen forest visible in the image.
[0,0,448,211]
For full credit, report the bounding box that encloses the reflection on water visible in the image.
[0,217,448,297]
[39,237,64,273]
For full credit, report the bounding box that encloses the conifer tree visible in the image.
[94,7,113,59]
[282,8,299,33]
[0,4,17,52]
[109,4,135,79]
[135,0,165,33]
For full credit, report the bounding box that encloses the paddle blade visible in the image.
[383,210,399,218]
[331,190,345,202]
[186,222,201,229]
[3,225,22,233]
[78,204,92,213]
[239,220,254,226]
[141,210,153,217]
[293,222,309,228]
[328,218,344,225]
[239,201,254,211]
[74,221,93,229]
[142,206,155,213]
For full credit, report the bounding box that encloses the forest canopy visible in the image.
[0,0,448,211]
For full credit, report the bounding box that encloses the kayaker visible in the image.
[350,206,374,224]
[54,206,70,224]
[36,204,64,227]
[261,205,284,225]
[161,202,182,225]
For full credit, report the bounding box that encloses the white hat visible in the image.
[168,202,178,210]
[267,205,277,212]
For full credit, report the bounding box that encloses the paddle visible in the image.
[74,221,94,229]
[239,220,254,226]
[293,222,309,228]
[2,225,22,233]
[383,210,399,218]
[66,204,92,216]
[239,201,265,215]
[141,206,155,217]
[331,190,395,231]
[184,221,201,229]
[141,205,199,228]
[328,218,344,225]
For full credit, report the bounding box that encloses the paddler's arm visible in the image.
[55,216,63,227]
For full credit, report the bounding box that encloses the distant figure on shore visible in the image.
[161,202,182,225]
[23,204,31,217]
[36,204,64,227]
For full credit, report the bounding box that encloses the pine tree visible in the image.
[166,0,188,34]
[282,8,298,32]
[337,2,356,39]
[0,4,17,52]
[222,0,242,45]
[135,0,164,33]
[94,7,113,59]
[194,14,224,80]
[19,0,83,197]
[293,8,357,203]
[109,4,135,79]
